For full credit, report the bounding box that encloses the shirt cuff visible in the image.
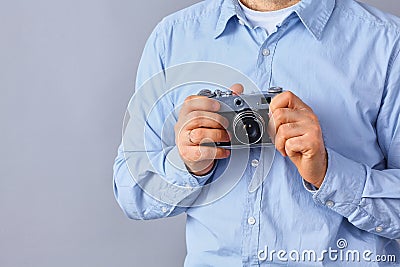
[190,160,218,181]
[311,147,367,218]
[165,146,214,187]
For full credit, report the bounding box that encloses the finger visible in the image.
[269,91,312,113]
[269,108,315,136]
[184,111,229,130]
[181,146,230,162]
[185,159,216,176]
[180,95,221,117]
[284,135,310,158]
[230,83,244,95]
[274,122,306,157]
[189,128,230,144]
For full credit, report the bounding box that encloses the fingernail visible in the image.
[226,150,231,156]
[213,102,220,111]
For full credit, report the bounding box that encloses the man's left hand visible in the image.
[268,91,327,188]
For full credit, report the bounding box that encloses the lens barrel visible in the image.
[233,111,265,145]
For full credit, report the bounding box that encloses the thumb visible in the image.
[230,83,244,95]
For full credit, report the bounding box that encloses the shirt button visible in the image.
[161,207,168,213]
[325,200,335,208]
[375,226,383,233]
[262,48,270,56]
[248,217,256,225]
[238,19,245,26]
[251,159,259,168]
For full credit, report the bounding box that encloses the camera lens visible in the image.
[243,119,259,140]
[233,111,265,145]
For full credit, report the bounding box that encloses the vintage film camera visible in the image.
[198,87,283,148]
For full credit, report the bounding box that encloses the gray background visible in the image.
[0,0,398,266]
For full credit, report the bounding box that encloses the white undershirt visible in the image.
[238,1,299,35]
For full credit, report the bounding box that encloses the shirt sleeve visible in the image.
[310,46,400,240]
[113,22,215,220]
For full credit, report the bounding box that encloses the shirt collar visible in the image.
[296,0,336,40]
[214,0,241,39]
[214,0,336,40]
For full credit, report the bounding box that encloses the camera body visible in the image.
[198,87,283,148]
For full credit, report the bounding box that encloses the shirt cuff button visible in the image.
[325,200,335,208]
[375,226,383,233]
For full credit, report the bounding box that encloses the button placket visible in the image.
[241,149,262,266]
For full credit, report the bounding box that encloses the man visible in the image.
[114,0,400,265]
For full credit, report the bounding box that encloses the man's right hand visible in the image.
[174,84,244,176]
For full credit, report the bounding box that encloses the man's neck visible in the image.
[240,0,300,12]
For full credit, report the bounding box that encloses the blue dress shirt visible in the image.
[114,0,400,265]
